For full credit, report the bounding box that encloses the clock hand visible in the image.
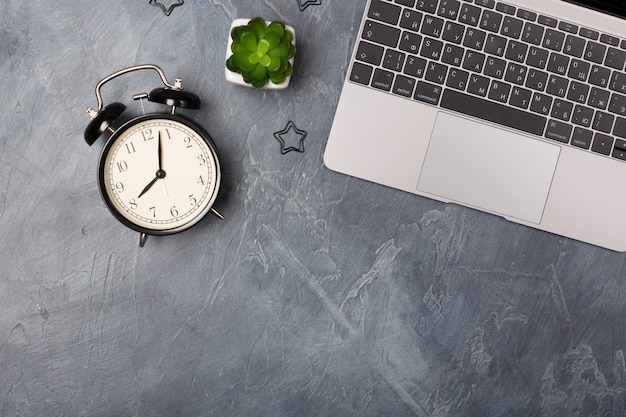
[137,169,166,198]
[158,130,163,171]
[138,132,167,199]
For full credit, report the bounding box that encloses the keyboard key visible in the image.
[614,138,626,159]
[393,75,417,97]
[440,89,547,135]
[588,87,610,110]
[547,53,569,75]
[475,0,495,9]
[484,34,507,56]
[372,68,395,91]
[526,68,548,91]
[526,46,549,69]
[399,32,423,54]
[522,22,544,45]
[458,3,481,26]
[463,27,487,50]
[591,133,614,155]
[463,50,486,72]
[567,59,590,81]
[609,92,626,116]
[421,15,444,38]
[368,0,402,25]
[395,0,416,6]
[442,21,465,44]
[442,43,465,66]
[425,61,448,84]
[543,28,565,51]
[530,92,553,115]
[567,80,589,104]
[420,37,443,60]
[516,9,537,22]
[572,105,593,127]
[563,35,585,58]
[383,49,407,71]
[500,16,523,39]
[545,119,572,143]
[505,40,528,62]
[579,28,599,40]
[551,99,573,121]
[415,0,438,14]
[362,20,401,47]
[496,2,515,14]
[467,74,490,96]
[488,79,512,102]
[571,127,593,149]
[481,10,503,33]
[400,9,424,33]
[355,41,384,65]
[612,143,626,161]
[404,55,427,77]
[613,118,626,139]
[588,65,611,88]
[414,81,442,104]
[605,48,626,70]
[538,15,557,28]
[504,62,527,85]
[593,111,615,133]
[600,34,620,47]
[446,68,470,90]
[509,86,532,108]
[558,21,578,34]
[350,62,373,85]
[437,0,460,20]
[547,75,569,97]
[584,42,607,64]
[484,56,506,78]
[610,72,626,94]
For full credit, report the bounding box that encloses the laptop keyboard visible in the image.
[350,0,626,161]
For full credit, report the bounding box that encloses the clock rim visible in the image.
[97,113,222,236]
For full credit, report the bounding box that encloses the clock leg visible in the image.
[139,233,148,247]
[209,208,224,220]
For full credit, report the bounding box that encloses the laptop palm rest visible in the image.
[417,112,561,224]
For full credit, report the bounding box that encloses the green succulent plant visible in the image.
[226,17,296,88]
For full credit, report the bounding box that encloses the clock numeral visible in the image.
[116,161,128,173]
[142,129,154,141]
[198,175,205,186]
[170,206,179,217]
[183,137,193,148]
[125,142,136,154]
[115,182,125,193]
[164,129,172,139]
[197,154,206,166]
[129,199,138,210]
[189,194,197,205]
[149,206,156,217]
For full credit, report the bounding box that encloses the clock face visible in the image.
[98,115,220,234]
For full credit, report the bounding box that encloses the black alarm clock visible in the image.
[84,64,223,247]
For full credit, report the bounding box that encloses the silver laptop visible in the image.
[325,0,626,251]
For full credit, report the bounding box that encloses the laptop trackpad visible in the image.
[417,112,560,224]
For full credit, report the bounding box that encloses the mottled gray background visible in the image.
[2,1,626,416]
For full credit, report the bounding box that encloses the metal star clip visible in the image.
[274,121,307,154]
[149,0,185,16]
[296,0,322,11]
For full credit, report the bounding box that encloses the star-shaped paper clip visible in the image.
[274,121,307,154]
[296,0,322,11]
[149,0,185,16]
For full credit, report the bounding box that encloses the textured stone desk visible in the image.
[1,1,626,416]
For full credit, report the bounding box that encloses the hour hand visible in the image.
[137,168,166,198]
[137,176,159,199]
